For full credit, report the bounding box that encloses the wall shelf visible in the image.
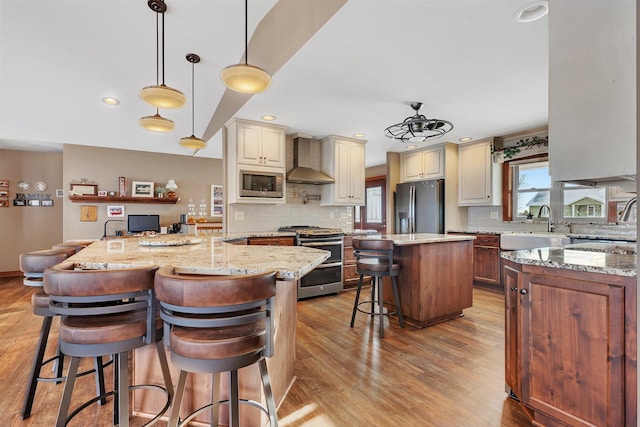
[68,195,180,204]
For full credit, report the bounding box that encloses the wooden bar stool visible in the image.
[154,266,278,427]
[350,237,404,338]
[44,262,173,427]
[19,247,82,419]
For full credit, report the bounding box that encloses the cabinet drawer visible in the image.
[343,264,360,282]
[474,234,499,247]
[343,247,356,262]
[247,237,295,246]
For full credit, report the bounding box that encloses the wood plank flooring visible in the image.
[0,276,532,426]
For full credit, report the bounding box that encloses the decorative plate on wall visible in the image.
[34,181,47,191]
[17,181,30,191]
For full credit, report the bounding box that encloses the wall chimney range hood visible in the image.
[286,136,335,184]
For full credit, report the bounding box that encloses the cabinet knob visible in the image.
[510,287,518,292]
[520,289,528,295]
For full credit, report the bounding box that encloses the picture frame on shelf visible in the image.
[0,180,9,187]
[0,190,8,198]
[107,205,125,218]
[70,183,98,196]
[55,189,64,198]
[28,199,41,207]
[0,200,8,208]
[42,199,54,207]
[211,184,223,217]
[98,190,108,197]
[13,199,26,207]
[132,181,154,198]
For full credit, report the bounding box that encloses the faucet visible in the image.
[617,197,637,223]
[538,204,553,232]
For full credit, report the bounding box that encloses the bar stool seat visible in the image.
[52,240,95,254]
[44,262,173,427]
[154,266,279,427]
[350,237,404,338]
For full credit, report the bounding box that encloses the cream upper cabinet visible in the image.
[225,118,288,204]
[400,146,444,182]
[235,119,286,168]
[458,138,501,206]
[548,0,635,186]
[321,136,366,206]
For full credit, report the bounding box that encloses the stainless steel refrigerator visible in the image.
[395,179,444,234]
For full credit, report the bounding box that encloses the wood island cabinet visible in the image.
[342,235,371,290]
[448,232,501,287]
[503,259,636,426]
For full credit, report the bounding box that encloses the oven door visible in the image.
[300,263,342,288]
[299,238,343,263]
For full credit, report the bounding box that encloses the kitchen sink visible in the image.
[500,232,570,250]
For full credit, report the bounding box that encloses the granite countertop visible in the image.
[223,231,297,240]
[566,233,637,242]
[68,234,329,280]
[355,233,475,246]
[501,246,637,277]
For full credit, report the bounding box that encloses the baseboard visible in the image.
[0,271,21,278]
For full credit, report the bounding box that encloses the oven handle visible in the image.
[312,262,342,269]
[300,241,343,247]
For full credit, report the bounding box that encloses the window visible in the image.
[511,159,606,221]
[365,186,382,224]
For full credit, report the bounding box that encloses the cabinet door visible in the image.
[420,148,444,179]
[473,246,500,285]
[459,141,491,204]
[334,140,354,203]
[503,264,521,399]
[261,126,285,167]
[237,123,263,166]
[520,273,626,426]
[402,151,425,182]
[348,141,365,204]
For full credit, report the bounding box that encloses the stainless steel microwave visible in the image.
[239,170,284,198]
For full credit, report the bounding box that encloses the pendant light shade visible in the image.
[220,0,272,94]
[220,64,272,94]
[139,112,176,132]
[139,0,186,109]
[140,84,186,109]
[179,53,206,150]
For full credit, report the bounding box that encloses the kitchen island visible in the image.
[355,233,475,328]
[66,234,329,426]
[501,244,636,426]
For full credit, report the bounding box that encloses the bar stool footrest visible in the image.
[177,398,274,427]
[355,300,400,317]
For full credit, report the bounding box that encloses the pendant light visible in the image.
[179,53,206,150]
[220,0,272,94]
[139,0,186,109]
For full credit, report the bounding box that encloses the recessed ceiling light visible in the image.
[353,133,365,138]
[102,97,120,105]
[261,115,276,121]
[459,137,472,142]
[405,145,417,150]
[514,1,548,23]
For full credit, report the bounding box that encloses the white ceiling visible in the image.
[0,0,548,168]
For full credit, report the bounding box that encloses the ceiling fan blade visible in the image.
[202,0,349,141]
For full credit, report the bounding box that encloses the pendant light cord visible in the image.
[161,10,166,85]
[244,0,248,65]
[190,61,195,134]
[155,12,160,85]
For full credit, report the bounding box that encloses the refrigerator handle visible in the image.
[409,185,416,233]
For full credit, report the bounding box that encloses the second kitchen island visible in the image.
[356,233,475,328]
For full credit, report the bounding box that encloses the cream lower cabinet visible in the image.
[400,145,444,182]
[458,138,501,206]
[321,136,366,206]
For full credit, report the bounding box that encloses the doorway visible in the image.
[354,176,386,232]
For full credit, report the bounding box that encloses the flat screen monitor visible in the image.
[127,214,160,234]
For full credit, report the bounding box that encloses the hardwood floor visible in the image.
[0,276,532,426]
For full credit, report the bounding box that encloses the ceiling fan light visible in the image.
[384,102,453,143]
[220,64,272,94]
[139,84,187,109]
[139,113,175,132]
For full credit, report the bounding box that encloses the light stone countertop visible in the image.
[354,233,475,246]
[501,247,637,277]
[67,234,329,280]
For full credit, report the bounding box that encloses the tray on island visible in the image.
[138,237,203,247]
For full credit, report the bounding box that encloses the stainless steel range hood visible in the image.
[286,136,335,184]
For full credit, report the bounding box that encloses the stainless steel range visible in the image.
[278,226,344,299]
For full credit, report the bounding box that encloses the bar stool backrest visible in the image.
[19,248,76,286]
[352,237,396,276]
[154,266,277,358]
[43,262,159,345]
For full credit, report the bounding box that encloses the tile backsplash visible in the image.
[227,182,353,232]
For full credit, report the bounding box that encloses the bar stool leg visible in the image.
[169,370,188,427]
[229,370,240,427]
[370,278,377,319]
[391,276,405,328]
[56,356,81,427]
[378,277,385,338]
[259,358,278,427]
[21,316,53,419]
[211,372,220,427]
[350,275,364,327]
[94,356,107,405]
